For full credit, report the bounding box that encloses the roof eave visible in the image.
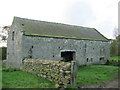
[23,33,109,42]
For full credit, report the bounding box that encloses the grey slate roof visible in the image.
[13,16,108,41]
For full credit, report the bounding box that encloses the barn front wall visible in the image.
[22,36,110,66]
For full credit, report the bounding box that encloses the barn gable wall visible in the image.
[7,23,23,68]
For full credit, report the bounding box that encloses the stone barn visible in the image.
[7,17,110,68]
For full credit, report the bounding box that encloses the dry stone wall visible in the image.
[22,59,74,87]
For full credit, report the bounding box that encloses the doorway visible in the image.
[61,51,75,62]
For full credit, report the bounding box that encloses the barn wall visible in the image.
[22,36,110,66]
[7,23,23,68]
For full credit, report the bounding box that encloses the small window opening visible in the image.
[91,58,93,61]
[31,46,33,48]
[12,31,15,41]
[28,46,33,59]
[100,57,104,60]
[86,58,89,62]
[53,55,54,57]
[30,56,32,58]
[84,44,87,55]
[21,24,24,26]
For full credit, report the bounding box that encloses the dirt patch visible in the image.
[104,79,119,88]
[78,79,119,88]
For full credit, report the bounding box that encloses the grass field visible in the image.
[0,66,2,88]
[2,66,55,88]
[1,64,119,88]
[77,65,119,85]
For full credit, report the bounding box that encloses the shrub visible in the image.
[105,56,120,66]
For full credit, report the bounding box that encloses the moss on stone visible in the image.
[23,33,109,42]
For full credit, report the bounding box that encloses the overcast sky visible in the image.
[0,0,119,39]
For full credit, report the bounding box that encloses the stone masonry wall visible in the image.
[7,22,23,68]
[22,59,75,87]
[22,36,110,66]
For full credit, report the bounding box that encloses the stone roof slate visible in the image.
[13,16,108,41]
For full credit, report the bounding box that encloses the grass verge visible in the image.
[77,65,119,85]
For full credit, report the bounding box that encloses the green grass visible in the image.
[0,66,2,88]
[108,56,120,61]
[1,64,119,88]
[2,66,55,88]
[77,65,119,85]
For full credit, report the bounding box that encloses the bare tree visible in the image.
[2,36,7,41]
[3,26,10,31]
[0,25,10,42]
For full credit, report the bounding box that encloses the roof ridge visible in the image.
[14,16,93,29]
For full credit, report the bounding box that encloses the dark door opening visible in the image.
[61,51,75,62]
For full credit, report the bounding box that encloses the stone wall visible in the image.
[7,22,23,68]
[22,36,110,66]
[22,59,76,87]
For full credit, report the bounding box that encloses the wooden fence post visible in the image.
[71,61,77,86]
